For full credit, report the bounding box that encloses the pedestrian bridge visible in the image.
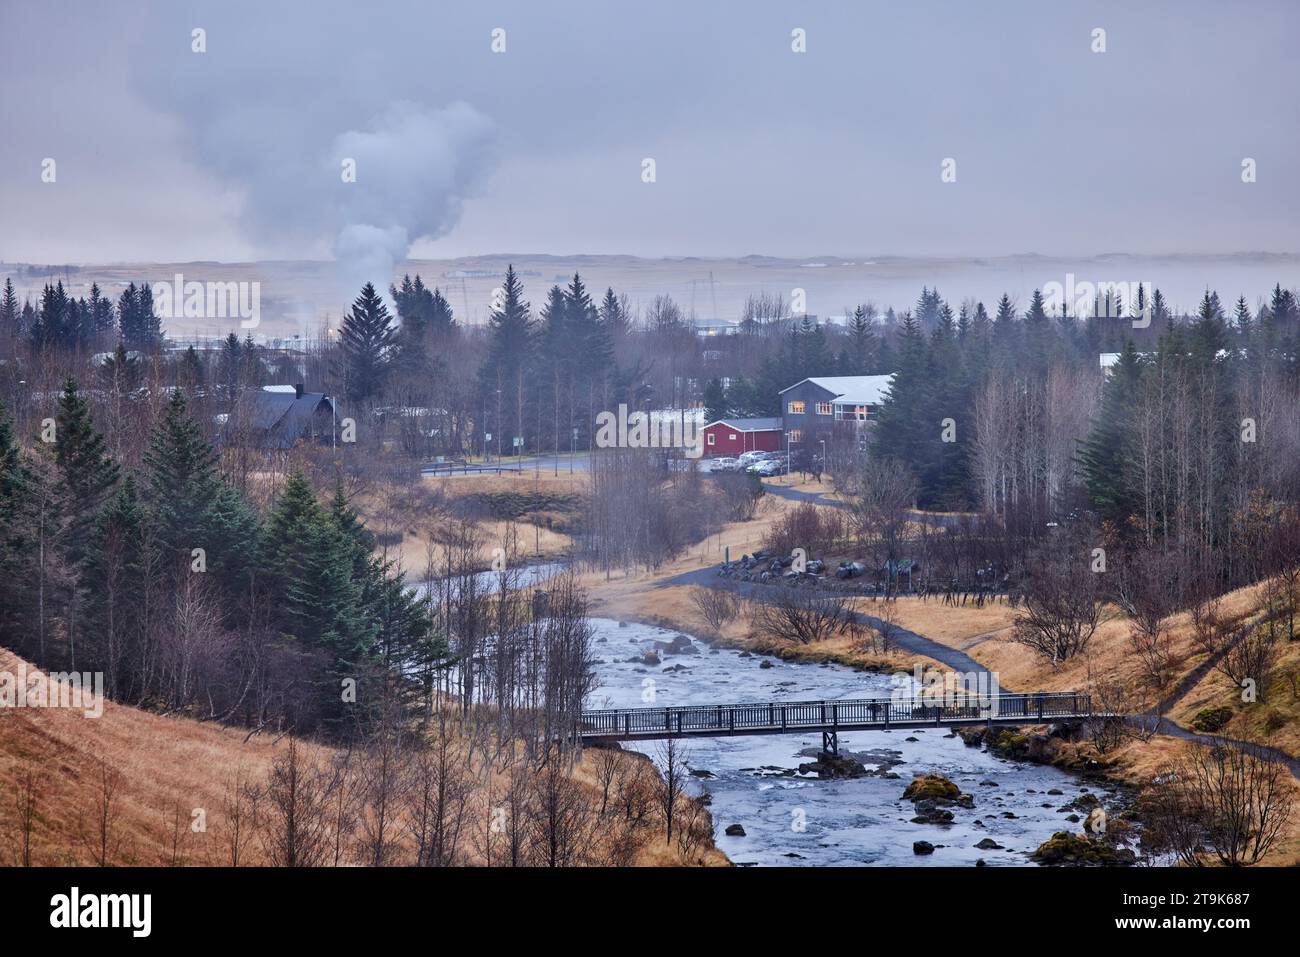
[578,692,1096,754]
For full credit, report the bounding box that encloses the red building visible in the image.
[702,417,783,456]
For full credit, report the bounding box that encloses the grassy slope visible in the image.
[0,645,724,867]
[0,647,323,866]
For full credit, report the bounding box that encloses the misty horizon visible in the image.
[2,0,1297,274]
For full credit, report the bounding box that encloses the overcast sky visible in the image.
[2,0,1297,265]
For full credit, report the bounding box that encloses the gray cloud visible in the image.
[1,0,1297,266]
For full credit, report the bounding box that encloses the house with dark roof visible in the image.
[701,417,782,456]
[226,384,334,449]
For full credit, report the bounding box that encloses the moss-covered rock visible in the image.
[1032,831,1136,866]
[902,774,975,819]
[1191,706,1234,733]
[903,773,962,802]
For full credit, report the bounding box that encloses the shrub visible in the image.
[1191,706,1233,733]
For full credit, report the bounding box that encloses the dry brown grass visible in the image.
[0,646,722,867]
[959,581,1268,698]
[0,647,331,866]
[852,596,1018,647]
[1167,631,1300,759]
[425,470,586,497]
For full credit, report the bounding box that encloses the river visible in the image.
[588,618,1128,867]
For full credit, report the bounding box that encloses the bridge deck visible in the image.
[578,692,1095,743]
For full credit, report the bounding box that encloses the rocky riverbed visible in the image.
[587,618,1139,867]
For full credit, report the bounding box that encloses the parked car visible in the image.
[737,451,771,468]
[709,457,741,472]
[749,459,788,477]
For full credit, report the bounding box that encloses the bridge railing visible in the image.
[578,691,1091,738]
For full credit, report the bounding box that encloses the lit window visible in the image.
[788,430,803,443]
[788,401,805,414]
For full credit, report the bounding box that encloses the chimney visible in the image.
[294,383,304,398]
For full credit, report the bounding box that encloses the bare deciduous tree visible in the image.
[220,767,261,867]
[1010,534,1104,666]
[262,741,333,867]
[81,756,123,867]
[404,714,474,866]
[14,770,40,867]
[690,585,739,635]
[1145,741,1295,866]
[1217,627,1280,703]
[654,737,689,845]
[750,589,855,646]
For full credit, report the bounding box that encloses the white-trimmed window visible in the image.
[787,400,806,414]
[788,429,803,443]
[816,401,833,416]
[707,433,716,445]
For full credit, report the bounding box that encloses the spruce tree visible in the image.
[83,474,147,698]
[1079,340,1145,525]
[702,378,728,424]
[260,471,324,592]
[0,402,35,649]
[142,391,219,569]
[849,304,876,373]
[338,282,397,401]
[478,265,533,454]
[537,284,570,455]
[53,378,120,559]
[0,278,18,341]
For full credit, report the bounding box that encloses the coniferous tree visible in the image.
[872,310,929,496]
[0,402,35,650]
[118,282,162,350]
[537,284,570,456]
[1079,340,1145,525]
[31,281,70,350]
[702,378,728,424]
[142,391,220,571]
[53,379,120,557]
[83,474,148,698]
[848,304,876,373]
[88,283,115,340]
[338,282,398,401]
[566,273,615,446]
[478,265,532,456]
[0,278,19,343]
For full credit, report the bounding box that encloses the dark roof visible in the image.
[241,390,333,449]
[707,417,782,432]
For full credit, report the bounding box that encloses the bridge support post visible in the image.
[822,730,839,756]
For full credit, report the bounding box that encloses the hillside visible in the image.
[0,646,723,867]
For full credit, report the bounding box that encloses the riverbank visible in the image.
[583,550,1300,864]
[587,618,1117,866]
